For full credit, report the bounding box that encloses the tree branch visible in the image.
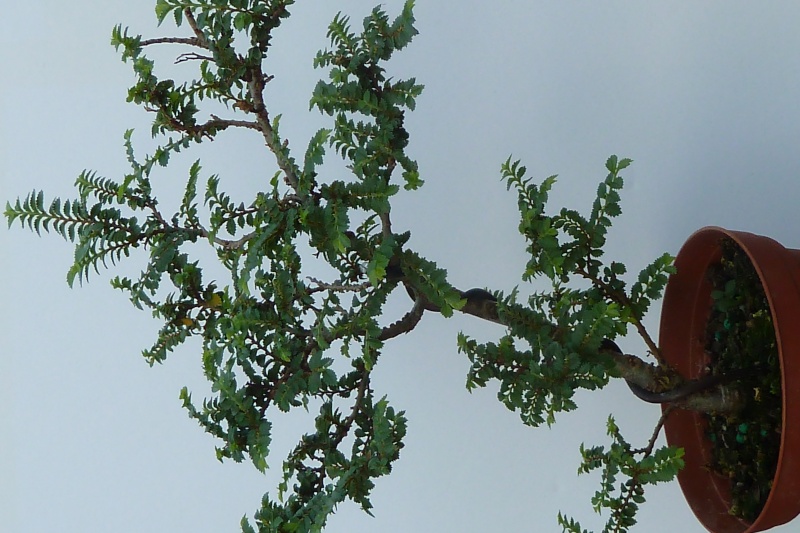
[208,231,254,251]
[143,105,262,139]
[246,67,302,191]
[307,278,372,294]
[140,36,204,47]
[633,406,675,456]
[378,299,425,341]
[176,52,214,64]
[605,344,745,412]
[405,282,502,325]
[183,8,209,49]
[207,114,262,131]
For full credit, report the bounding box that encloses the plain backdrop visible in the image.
[2,2,800,532]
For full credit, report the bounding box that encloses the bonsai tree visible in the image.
[4,2,792,532]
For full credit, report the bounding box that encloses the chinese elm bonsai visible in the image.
[3,2,786,532]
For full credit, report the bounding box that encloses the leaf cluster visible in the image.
[7,2,436,531]
[455,157,681,531]
[311,1,423,190]
[460,157,674,428]
[6,170,157,287]
[557,416,684,533]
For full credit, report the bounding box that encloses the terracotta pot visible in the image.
[659,226,800,532]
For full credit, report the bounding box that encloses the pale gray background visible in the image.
[2,2,799,532]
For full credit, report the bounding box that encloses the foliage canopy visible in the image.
[5,2,689,531]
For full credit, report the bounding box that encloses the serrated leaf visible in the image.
[366,251,389,286]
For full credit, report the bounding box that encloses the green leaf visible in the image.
[233,12,252,31]
[618,157,633,170]
[154,0,172,25]
[606,154,619,172]
[366,249,390,286]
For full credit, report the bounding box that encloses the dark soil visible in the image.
[703,238,782,522]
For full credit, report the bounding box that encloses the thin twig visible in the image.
[633,405,675,456]
[140,36,203,47]
[307,277,372,293]
[335,369,370,444]
[176,52,214,64]
[196,228,254,251]
[142,106,262,138]
[207,115,262,131]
